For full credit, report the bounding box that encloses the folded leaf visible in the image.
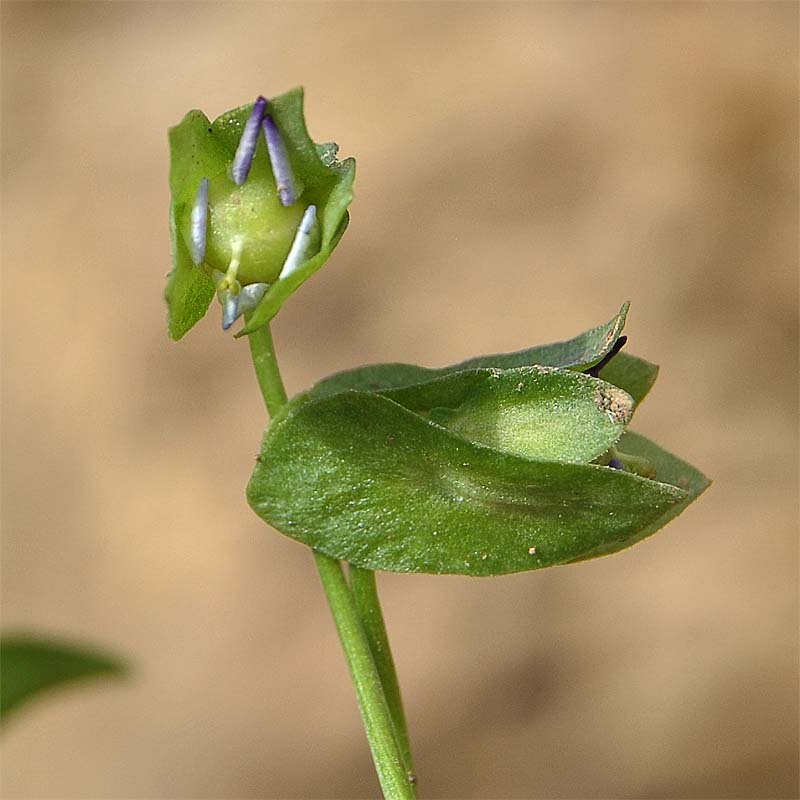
[1,634,126,722]
[426,366,633,463]
[248,390,694,576]
[307,303,629,401]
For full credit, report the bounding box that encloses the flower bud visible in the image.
[165,89,354,340]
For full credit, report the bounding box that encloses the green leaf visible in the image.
[426,367,633,463]
[567,431,711,563]
[1,634,127,722]
[598,351,659,406]
[307,303,629,400]
[247,390,695,576]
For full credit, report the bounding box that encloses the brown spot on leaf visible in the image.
[594,385,633,425]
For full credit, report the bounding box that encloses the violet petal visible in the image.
[231,96,268,185]
[262,114,297,206]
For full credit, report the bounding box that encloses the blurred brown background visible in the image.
[2,2,797,798]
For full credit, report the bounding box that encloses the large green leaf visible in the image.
[247,390,694,576]
[307,303,629,401]
[1,634,126,722]
[425,367,633,463]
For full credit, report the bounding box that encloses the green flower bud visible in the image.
[165,89,355,340]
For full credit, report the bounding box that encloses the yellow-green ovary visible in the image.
[186,170,307,285]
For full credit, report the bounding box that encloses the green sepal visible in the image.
[247,388,703,577]
[168,109,230,204]
[1,634,127,722]
[165,203,215,340]
[165,108,228,339]
[308,303,630,400]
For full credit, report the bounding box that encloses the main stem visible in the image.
[350,566,416,781]
[247,321,415,800]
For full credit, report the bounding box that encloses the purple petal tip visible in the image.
[231,96,268,185]
[262,114,297,206]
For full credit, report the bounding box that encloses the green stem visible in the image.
[247,320,415,800]
[247,321,288,413]
[315,554,415,799]
[350,566,416,783]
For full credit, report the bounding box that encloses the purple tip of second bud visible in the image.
[190,177,209,265]
[262,114,297,206]
[231,96,268,185]
[608,456,627,471]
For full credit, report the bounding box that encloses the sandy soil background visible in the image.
[2,2,798,798]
